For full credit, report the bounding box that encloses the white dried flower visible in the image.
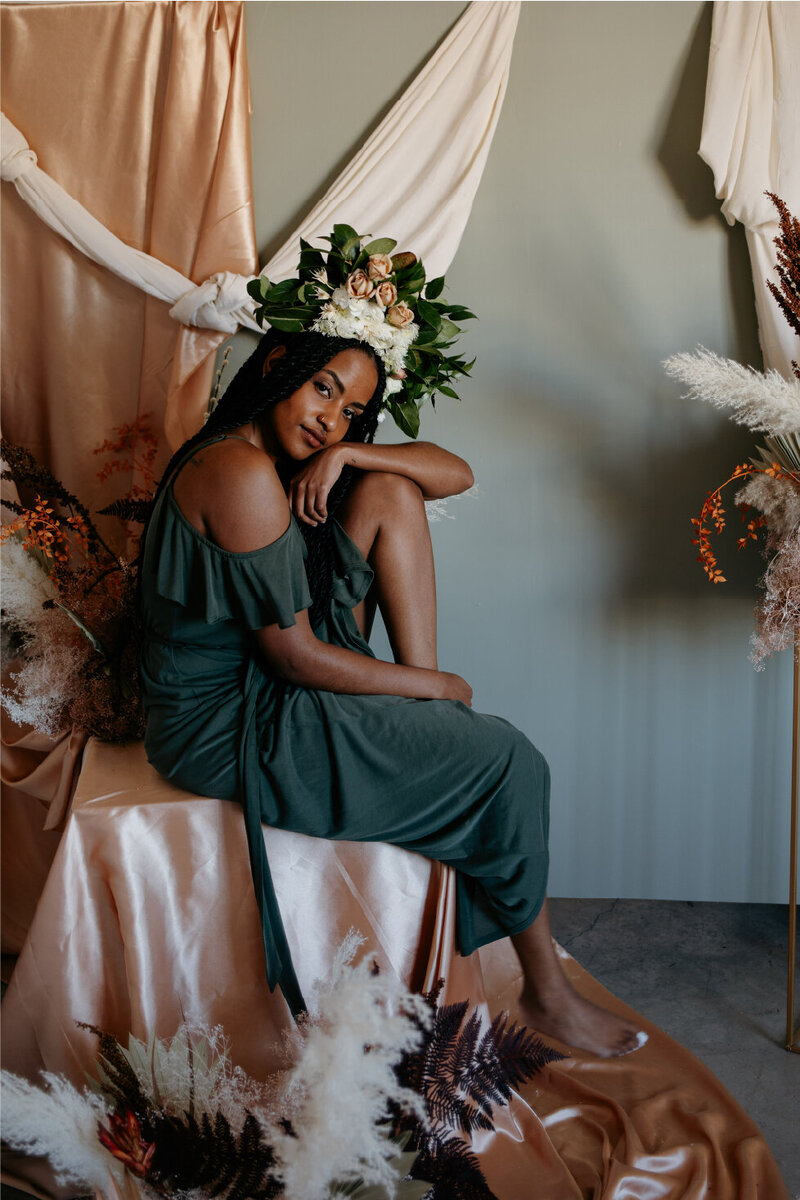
[272,931,428,1199]
[664,348,800,436]
[1,1070,120,1190]
[1,535,57,634]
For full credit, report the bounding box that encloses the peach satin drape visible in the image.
[1,741,789,1200]
[0,0,256,952]
[0,0,257,513]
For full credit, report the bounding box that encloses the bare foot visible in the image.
[518,983,647,1058]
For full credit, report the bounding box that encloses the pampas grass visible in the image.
[736,473,800,668]
[1,535,90,733]
[0,1071,121,1190]
[273,932,428,1199]
[664,347,800,436]
[2,934,429,1199]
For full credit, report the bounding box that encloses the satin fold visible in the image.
[0,717,87,964]
[1,741,789,1200]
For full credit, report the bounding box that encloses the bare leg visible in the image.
[338,475,645,1058]
[337,472,438,669]
[512,901,646,1057]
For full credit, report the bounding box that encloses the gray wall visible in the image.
[225,2,793,903]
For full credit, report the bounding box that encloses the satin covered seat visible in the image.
[1,738,789,1200]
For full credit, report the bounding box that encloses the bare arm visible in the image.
[255,614,472,704]
[181,441,472,704]
[288,441,473,526]
[337,441,473,499]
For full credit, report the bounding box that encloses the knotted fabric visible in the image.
[0,2,519,336]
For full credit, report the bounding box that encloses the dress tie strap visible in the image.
[238,657,306,1019]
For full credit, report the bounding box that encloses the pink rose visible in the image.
[346,269,374,299]
[387,301,414,328]
[374,280,398,309]
[367,253,394,281]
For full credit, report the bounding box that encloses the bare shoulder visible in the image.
[175,438,290,553]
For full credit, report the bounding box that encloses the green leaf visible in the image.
[332,223,362,259]
[437,385,460,399]
[331,223,359,248]
[55,602,105,655]
[416,298,442,330]
[266,316,307,332]
[265,278,299,301]
[444,305,477,321]
[395,259,426,289]
[387,398,421,439]
[436,318,460,342]
[326,251,347,286]
[298,245,325,274]
[362,237,397,256]
[425,275,445,300]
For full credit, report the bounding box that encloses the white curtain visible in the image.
[699,0,800,375]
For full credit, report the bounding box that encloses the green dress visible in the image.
[139,436,550,1017]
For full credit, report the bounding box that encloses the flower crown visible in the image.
[246,225,475,438]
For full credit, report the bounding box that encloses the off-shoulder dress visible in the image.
[139,435,550,1015]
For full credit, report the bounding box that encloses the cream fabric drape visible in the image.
[700,0,800,375]
[0,0,257,509]
[260,1,520,285]
[2,2,520,446]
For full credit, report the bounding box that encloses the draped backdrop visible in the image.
[0,0,257,516]
[1,2,520,448]
[0,0,520,958]
[700,0,800,376]
[0,6,794,1199]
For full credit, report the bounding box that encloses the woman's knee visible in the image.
[351,471,425,518]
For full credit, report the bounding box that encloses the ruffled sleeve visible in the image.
[144,490,312,629]
[329,519,373,609]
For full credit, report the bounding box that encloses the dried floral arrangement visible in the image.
[1,417,158,739]
[1,935,559,1200]
[665,193,800,667]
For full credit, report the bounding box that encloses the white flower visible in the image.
[1,536,57,633]
[311,303,419,397]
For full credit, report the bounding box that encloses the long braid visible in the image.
[141,329,385,625]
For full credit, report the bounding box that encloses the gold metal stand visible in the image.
[787,630,800,1052]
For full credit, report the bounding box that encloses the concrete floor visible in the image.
[548,898,800,1197]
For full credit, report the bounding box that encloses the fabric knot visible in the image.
[1,113,38,183]
[169,271,254,333]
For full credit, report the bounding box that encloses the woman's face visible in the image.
[265,348,379,460]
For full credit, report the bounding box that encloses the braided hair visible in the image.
[146,329,386,626]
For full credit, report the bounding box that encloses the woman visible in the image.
[139,324,643,1059]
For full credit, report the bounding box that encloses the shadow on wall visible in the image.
[655,0,762,369]
[498,369,762,608]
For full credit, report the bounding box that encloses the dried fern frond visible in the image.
[97,497,154,524]
[394,984,562,1199]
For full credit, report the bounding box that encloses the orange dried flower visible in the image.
[692,463,798,584]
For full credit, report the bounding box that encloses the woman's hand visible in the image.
[434,672,473,706]
[288,445,346,526]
